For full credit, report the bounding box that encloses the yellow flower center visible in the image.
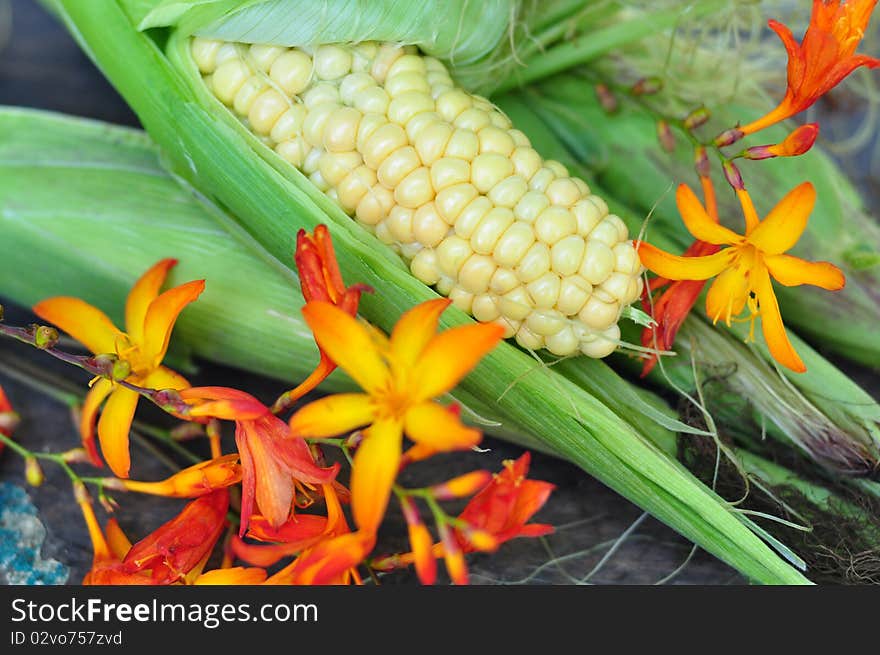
[115,334,153,378]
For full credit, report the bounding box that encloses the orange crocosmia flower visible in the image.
[739,0,880,136]
[33,259,204,477]
[122,490,230,584]
[263,531,375,585]
[637,183,846,373]
[280,226,372,406]
[78,488,228,585]
[289,299,504,533]
[457,452,555,550]
[116,454,241,498]
[232,483,350,567]
[179,387,339,534]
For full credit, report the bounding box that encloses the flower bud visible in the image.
[744,123,819,160]
[73,480,91,504]
[722,160,745,190]
[693,146,711,178]
[656,120,675,152]
[0,411,20,435]
[594,83,617,113]
[153,388,183,412]
[684,106,710,130]
[439,523,468,585]
[631,77,663,96]
[25,456,44,487]
[714,127,744,147]
[429,470,492,500]
[33,325,59,349]
[459,526,498,552]
[92,353,122,378]
[344,430,364,450]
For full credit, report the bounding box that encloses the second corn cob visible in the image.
[191,38,643,358]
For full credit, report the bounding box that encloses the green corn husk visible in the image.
[12,1,814,582]
[495,93,880,477]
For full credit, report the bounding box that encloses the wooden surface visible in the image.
[0,0,770,585]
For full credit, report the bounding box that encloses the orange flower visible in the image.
[180,387,339,534]
[739,0,880,135]
[231,483,351,567]
[113,454,242,497]
[456,453,555,549]
[274,226,371,410]
[264,531,375,585]
[638,183,846,372]
[289,298,504,533]
[34,259,204,477]
[122,490,230,584]
[78,487,229,585]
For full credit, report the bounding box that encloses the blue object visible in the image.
[0,482,69,585]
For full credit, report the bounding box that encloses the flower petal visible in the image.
[705,267,750,326]
[104,519,133,560]
[411,323,504,401]
[80,378,113,468]
[409,522,438,585]
[754,265,806,373]
[289,393,375,438]
[264,531,375,585]
[97,386,140,478]
[351,419,402,533]
[389,299,451,370]
[404,401,481,451]
[763,254,845,290]
[237,422,295,529]
[194,567,267,585]
[125,259,177,344]
[142,365,190,391]
[301,301,389,394]
[637,243,733,281]
[33,297,122,355]
[746,182,816,255]
[140,279,205,367]
[675,184,742,245]
[181,386,268,420]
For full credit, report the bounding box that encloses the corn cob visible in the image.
[189,38,643,358]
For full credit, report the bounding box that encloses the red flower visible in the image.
[231,483,351,567]
[79,488,229,585]
[274,226,371,410]
[457,453,554,549]
[122,491,230,584]
[180,387,339,534]
[740,0,880,135]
